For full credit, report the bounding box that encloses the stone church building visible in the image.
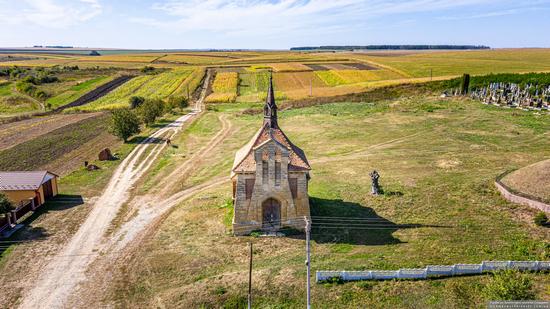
[231,76,311,235]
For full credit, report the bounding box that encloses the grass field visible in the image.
[109,94,549,308]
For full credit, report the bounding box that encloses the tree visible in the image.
[138,99,164,126]
[141,66,155,74]
[109,108,141,142]
[0,193,14,220]
[460,73,470,95]
[129,96,145,109]
[167,96,189,110]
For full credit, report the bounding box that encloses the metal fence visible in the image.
[316,261,550,282]
[0,216,9,233]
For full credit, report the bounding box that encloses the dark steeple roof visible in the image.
[263,73,278,128]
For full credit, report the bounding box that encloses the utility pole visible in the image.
[305,216,311,309]
[248,242,253,309]
[430,68,433,81]
[186,84,190,99]
[310,77,313,97]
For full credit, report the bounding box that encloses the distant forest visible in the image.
[291,45,490,51]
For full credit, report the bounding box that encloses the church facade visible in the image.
[231,76,311,235]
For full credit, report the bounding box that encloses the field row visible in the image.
[72,68,196,111]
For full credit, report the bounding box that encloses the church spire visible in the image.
[263,72,278,128]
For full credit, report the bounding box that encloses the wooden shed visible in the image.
[0,171,59,208]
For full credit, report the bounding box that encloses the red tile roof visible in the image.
[232,123,311,174]
[0,171,57,191]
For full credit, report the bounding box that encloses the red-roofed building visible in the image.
[0,171,59,208]
[231,76,311,235]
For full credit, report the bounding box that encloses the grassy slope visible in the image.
[111,97,550,308]
[502,159,550,203]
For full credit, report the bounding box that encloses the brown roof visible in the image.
[232,123,311,174]
[0,171,57,191]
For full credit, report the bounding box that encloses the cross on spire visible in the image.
[263,71,278,128]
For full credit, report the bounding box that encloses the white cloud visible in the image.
[0,0,102,28]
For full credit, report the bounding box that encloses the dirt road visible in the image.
[18,71,213,309]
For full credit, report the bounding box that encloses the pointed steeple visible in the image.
[263,72,278,128]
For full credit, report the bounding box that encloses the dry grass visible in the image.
[502,159,550,202]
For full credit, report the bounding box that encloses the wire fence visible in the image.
[316,261,550,282]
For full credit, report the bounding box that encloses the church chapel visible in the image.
[231,76,311,235]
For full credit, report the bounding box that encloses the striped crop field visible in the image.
[159,54,232,65]
[206,72,239,103]
[73,68,194,111]
[46,75,114,109]
[77,54,160,63]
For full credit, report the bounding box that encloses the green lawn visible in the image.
[110,95,550,308]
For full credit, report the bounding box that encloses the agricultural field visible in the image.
[206,72,239,103]
[315,69,405,86]
[45,75,115,109]
[354,49,550,78]
[106,94,550,308]
[73,68,196,111]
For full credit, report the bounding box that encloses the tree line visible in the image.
[109,95,189,142]
[291,45,490,51]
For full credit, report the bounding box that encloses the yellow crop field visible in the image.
[269,63,312,72]
[273,72,327,90]
[212,72,239,93]
[204,92,237,103]
[355,48,550,78]
[315,69,404,86]
[77,55,160,63]
[206,72,239,103]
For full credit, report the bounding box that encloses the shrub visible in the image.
[166,96,188,110]
[109,108,141,142]
[534,212,548,226]
[129,96,145,109]
[138,99,164,126]
[141,66,156,74]
[483,270,534,301]
[0,192,14,216]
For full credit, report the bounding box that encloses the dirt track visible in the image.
[18,71,213,309]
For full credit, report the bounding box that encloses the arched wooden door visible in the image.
[262,198,281,230]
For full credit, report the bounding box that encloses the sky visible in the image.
[1,0,550,49]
